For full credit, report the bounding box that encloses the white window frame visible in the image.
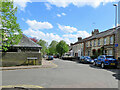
[86,42,88,47]
[98,39,100,46]
[110,36,113,44]
[94,40,96,46]
[90,41,92,47]
[104,38,107,45]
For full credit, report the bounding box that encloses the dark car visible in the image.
[80,56,93,64]
[93,55,118,68]
[47,56,53,60]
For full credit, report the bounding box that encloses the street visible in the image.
[2,58,119,88]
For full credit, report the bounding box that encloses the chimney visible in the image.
[78,37,82,42]
[70,43,73,46]
[92,29,99,36]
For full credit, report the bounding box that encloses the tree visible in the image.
[56,40,69,56]
[0,0,22,51]
[30,37,38,43]
[49,40,58,55]
[37,39,48,55]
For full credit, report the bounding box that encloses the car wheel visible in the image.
[93,62,96,66]
[113,66,117,69]
[101,63,105,69]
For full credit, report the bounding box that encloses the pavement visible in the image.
[1,59,57,71]
[2,58,119,88]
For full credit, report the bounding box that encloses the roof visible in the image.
[72,27,117,45]
[13,34,42,48]
[85,28,116,41]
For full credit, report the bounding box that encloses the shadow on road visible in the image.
[89,64,120,80]
[60,58,120,81]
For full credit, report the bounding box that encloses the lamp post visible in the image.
[113,4,118,59]
[113,4,118,27]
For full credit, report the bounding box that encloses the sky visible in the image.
[14,0,119,45]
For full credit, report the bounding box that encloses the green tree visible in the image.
[37,39,48,55]
[56,40,69,56]
[49,40,58,55]
[0,0,22,51]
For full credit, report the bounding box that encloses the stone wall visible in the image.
[117,28,120,57]
[117,28,120,68]
[1,52,42,67]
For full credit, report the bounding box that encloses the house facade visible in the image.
[85,28,115,57]
[70,26,120,59]
[70,37,84,58]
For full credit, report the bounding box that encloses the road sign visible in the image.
[115,44,118,47]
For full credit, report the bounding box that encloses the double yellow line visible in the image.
[0,85,43,88]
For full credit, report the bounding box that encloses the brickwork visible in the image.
[1,52,42,67]
[117,28,120,57]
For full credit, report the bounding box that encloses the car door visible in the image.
[97,56,102,65]
[100,56,104,64]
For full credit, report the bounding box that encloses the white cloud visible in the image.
[23,28,91,45]
[47,0,117,8]
[57,13,66,17]
[57,14,61,17]
[45,3,52,10]
[63,30,91,43]
[58,24,77,33]
[77,31,91,38]
[14,0,31,11]
[61,13,66,16]
[26,19,53,30]
[23,28,62,44]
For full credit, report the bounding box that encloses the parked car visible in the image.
[54,55,59,58]
[93,55,118,68]
[43,55,47,58]
[47,56,53,60]
[62,53,75,60]
[79,56,93,64]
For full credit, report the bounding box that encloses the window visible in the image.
[110,36,113,44]
[98,39,100,46]
[94,40,96,46]
[86,42,88,47]
[106,55,114,59]
[104,38,107,45]
[90,41,92,47]
[108,50,113,55]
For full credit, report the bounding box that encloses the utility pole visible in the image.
[113,4,118,59]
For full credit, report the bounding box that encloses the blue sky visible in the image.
[14,0,119,45]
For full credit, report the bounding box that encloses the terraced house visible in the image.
[71,26,120,59]
[70,37,84,58]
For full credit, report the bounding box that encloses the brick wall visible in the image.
[1,52,42,67]
[117,28,120,57]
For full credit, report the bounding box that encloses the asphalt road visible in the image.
[2,58,119,88]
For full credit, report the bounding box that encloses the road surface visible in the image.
[2,58,119,88]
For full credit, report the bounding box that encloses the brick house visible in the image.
[70,37,84,58]
[70,26,120,59]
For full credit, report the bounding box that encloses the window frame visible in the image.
[110,36,113,44]
[104,38,107,45]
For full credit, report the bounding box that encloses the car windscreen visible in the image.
[106,56,115,59]
[85,57,91,59]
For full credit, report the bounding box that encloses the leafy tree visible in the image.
[49,40,58,55]
[0,0,22,51]
[37,39,48,55]
[45,48,50,55]
[56,40,69,56]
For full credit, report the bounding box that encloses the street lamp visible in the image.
[113,4,118,27]
[113,4,118,59]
